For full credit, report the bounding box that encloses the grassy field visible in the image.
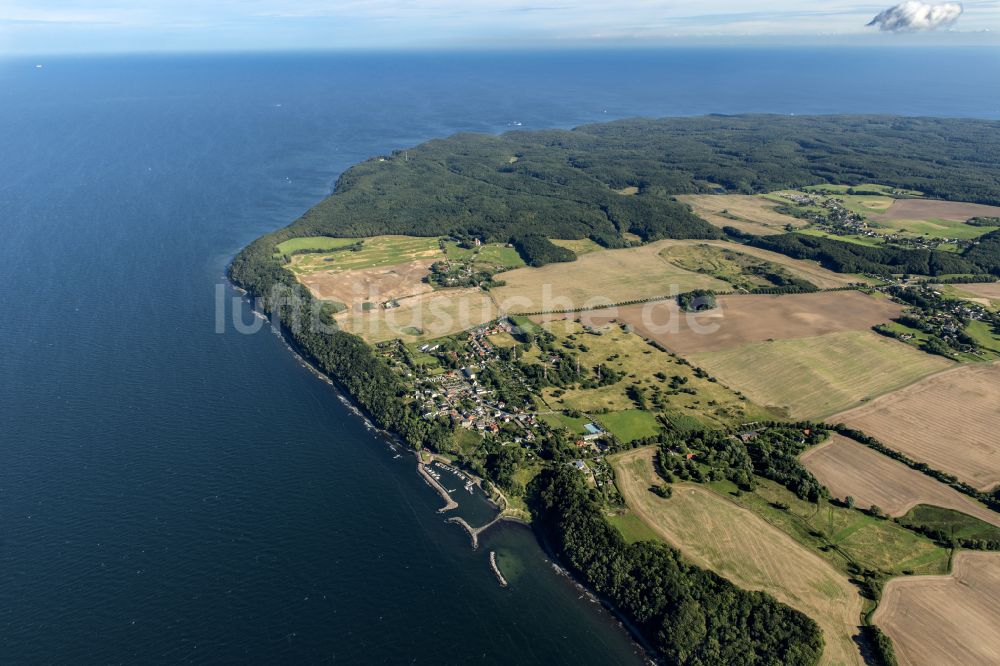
[708,476,950,577]
[676,193,808,236]
[610,448,866,666]
[276,236,361,255]
[900,505,1000,544]
[531,318,775,427]
[962,282,1000,308]
[595,409,660,443]
[795,228,887,248]
[288,235,444,274]
[687,330,954,419]
[875,216,998,240]
[538,411,591,435]
[550,238,605,255]
[800,183,923,197]
[443,241,525,268]
[801,435,1000,527]
[873,552,1000,666]
[486,331,519,348]
[606,511,661,543]
[659,242,813,290]
[832,362,1000,491]
[492,240,727,313]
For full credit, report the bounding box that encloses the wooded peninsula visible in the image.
[230,115,1000,665]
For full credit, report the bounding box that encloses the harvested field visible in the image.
[963,282,1000,307]
[491,240,727,314]
[832,363,1000,491]
[334,288,497,343]
[873,551,1000,666]
[801,435,1000,527]
[298,260,434,309]
[687,331,953,419]
[535,291,903,355]
[610,448,865,666]
[677,194,808,236]
[874,198,1000,223]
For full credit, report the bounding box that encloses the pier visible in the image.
[489,551,508,587]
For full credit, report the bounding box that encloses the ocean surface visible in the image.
[1,48,998,663]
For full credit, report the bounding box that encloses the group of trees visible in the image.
[532,467,824,665]
[510,234,576,267]
[676,290,717,312]
[647,425,828,502]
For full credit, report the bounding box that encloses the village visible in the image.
[778,190,975,251]
[376,317,618,487]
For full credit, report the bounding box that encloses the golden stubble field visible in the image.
[299,260,434,309]
[491,240,728,313]
[687,331,954,419]
[873,551,1000,666]
[801,435,1000,527]
[532,291,902,354]
[832,363,1000,491]
[609,448,865,666]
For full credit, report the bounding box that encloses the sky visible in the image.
[2,1,999,55]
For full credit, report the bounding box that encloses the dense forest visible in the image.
[531,467,824,665]
[258,115,1000,257]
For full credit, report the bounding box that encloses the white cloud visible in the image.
[867,1,964,32]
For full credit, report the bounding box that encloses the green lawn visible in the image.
[608,511,662,544]
[597,409,661,443]
[539,411,591,435]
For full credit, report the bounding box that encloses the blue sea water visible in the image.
[1,48,998,663]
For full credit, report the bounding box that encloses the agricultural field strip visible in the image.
[800,435,1000,527]
[831,362,1000,492]
[872,551,1000,666]
[686,331,954,420]
[491,239,728,314]
[610,448,865,666]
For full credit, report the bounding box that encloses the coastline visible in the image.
[229,278,656,662]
